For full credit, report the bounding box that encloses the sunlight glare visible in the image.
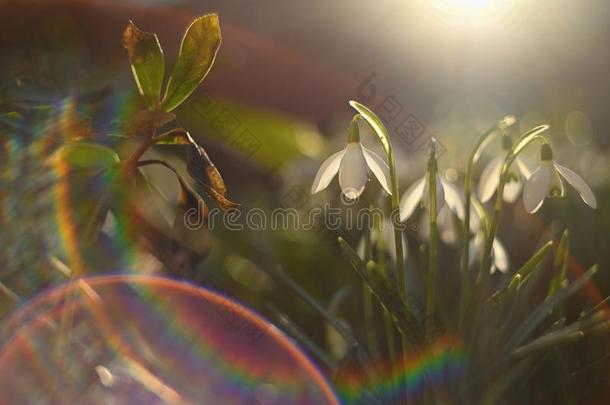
[430,0,511,26]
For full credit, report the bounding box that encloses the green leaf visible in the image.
[187,142,226,196]
[49,142,119,170]
[123,21,165,110]
[152,129,238,211]
[126,109,175,138]
[487,241,553,307]
[162,14,222,112]
[337,237,423,345]
[506,264,598,350]
[267,303,337,370]
[180,131,239,212]
[349,100,391,155]
[548,229,570,297]
[136,159,211,266]
[514,240,554,280]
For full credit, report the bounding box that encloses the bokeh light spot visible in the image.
[565,110,593,146]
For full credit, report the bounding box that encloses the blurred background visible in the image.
[1,0,609,402]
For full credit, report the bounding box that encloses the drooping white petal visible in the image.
[469,196,484,233]
[523,164,551,213]
[399,176,426,221]
[361,145,392,195]
[491,238,509,274]
[311,148,346,194]
[423,174,445,217]
[435,175,445,216]
[554,163,597,209]
[478,156,503,203]
[515,155,534,179]
[338,143,368,199]
[468,234,484,267]
[440,179,464,219]
[356,236,366,261]
[502,180,522,203]
[359,221,408,262]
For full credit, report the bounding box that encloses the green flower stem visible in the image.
[375,121,409,367]
[363,223,379,357]
[353,114,406,299]
[349,102,407,368]
[380,131,408,301]
[349,103,406,301]
[348,115,360,143]
[426,147,438,342]
[372,213,397,363]
[370,120,409,373]
[459,124,499,327]
[477,128,549,282]
[368,261,400,369]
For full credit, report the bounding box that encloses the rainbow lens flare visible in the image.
[0,275,340,404]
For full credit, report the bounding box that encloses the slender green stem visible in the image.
[375,120,409,365]
[426,148,438,342]
[387,145,406,301]
[353,114,406,301]
[363,223,379,357]
[477,131,548,281]
[372,214,397,362]
[349,104,408,392]
[459,124,499,327]
[368,261,401,400]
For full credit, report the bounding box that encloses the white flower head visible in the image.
[522,143,597,213]
[311,119,391,199]
[399,173,473,227]
[478,134,533,204]
[418,206,459,244]
[357,219,408,262]
[469,233,509,274]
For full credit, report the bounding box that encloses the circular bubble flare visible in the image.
[0,275,339,405]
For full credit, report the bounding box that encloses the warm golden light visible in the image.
[429,0,511,26]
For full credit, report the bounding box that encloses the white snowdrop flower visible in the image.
[417,194,483,245]
[311,120,391,199]
[357,219,408,262]
[469,233,509,274]
[399,174,472,228]
[522,143,597,213]
[478,135,533,204]
[418,206,459,245]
